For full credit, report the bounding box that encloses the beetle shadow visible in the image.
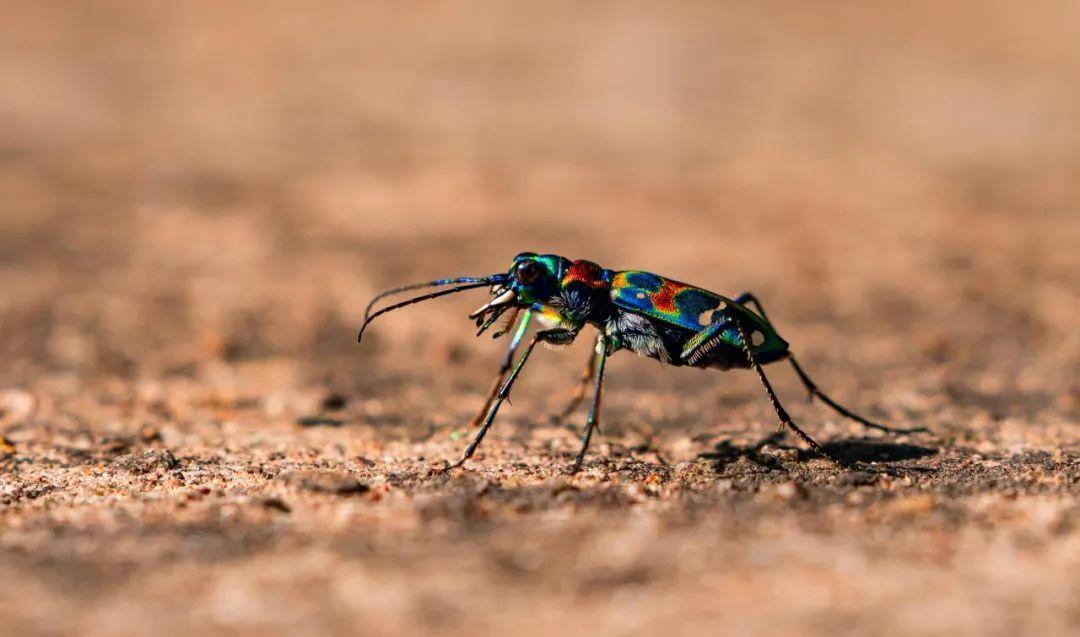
[697,431,792,471]
[821,439,937,464]
[699,432,937,472]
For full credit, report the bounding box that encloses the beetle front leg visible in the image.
[471,310,533,427]
[449,329,578,470]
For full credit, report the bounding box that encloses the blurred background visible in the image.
[2,0,1076,384]
[1,2,1078,635]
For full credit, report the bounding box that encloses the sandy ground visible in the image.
[1,2,1079,636]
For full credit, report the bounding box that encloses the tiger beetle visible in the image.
[357,253,926,471]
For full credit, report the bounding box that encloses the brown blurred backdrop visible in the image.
[1,3,1079,635]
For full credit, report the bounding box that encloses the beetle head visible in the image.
[358,253,569,344]
[468,253,567,328]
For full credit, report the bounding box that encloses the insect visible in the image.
[358,252,925,470]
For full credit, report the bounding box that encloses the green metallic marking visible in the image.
[508,308,533,351]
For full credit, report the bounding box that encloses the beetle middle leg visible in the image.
[449,329,577,469]
[570,334,609,472]
[549,332,604,425]
[734,292,927,435]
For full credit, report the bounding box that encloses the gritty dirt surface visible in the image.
[1,2,1079,636]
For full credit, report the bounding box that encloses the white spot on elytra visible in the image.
[751,330,765,346]
[635,292,646,300]
[698,310,714,326]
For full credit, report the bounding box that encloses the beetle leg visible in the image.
[733,321,849,468]
[732,292,774,324]
[733,292,928,436]
[550,332,603,426]
[449,329,577,469]
[785,354,929,434]
[680,319,736,365]
[570,334,609,472]
[471,310,533,427]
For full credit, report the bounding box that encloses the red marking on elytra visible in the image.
[563,260,607,288]
[650,280,688,313]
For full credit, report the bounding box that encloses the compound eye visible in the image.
[514,260,542,285]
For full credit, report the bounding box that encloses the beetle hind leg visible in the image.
[785,354,928,435]
[732,322,848,468]
[733,292,927,436]
[680,318,739,366]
